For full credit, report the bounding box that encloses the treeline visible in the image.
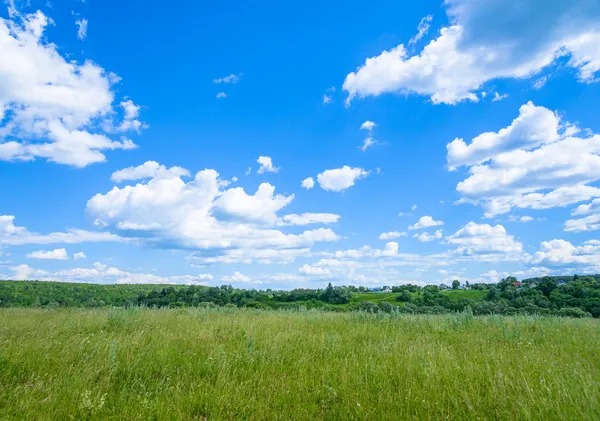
[363,275,600,318]
[0,281,352,310]
[1,275,600,317]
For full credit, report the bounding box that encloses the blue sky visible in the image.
[1,0,600,288]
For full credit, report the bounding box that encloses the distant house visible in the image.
[512,281,521,288]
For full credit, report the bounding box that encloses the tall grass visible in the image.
[0,307,599,420]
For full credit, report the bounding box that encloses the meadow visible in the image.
[1,307,599,420]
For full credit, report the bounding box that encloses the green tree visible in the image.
[452,280,460,290]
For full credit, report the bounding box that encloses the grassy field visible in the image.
[1,308,599,420]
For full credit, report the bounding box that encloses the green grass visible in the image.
[1,308,599,420]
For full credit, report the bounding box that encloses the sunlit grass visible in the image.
[1,307,599,420]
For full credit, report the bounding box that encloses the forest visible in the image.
[1,274,599,317]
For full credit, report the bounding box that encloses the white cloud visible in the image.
[379,231,407,240]
[26,248,68,260]
[317,166,369,192]
[0,215,122,246]
[298,264,331,278]
[117,100,145,132]
[323,86,335,104]
[333,242,400,259]
[256,156,279,174]
[189,247,311,265]
[409,15,433,46]
[531,239,600,270]
[73,252,87,260]
[10,264,49,280]
[414,229,443,242]
[221,271,262,284]
[360,137,378,152]
[411,204,418,211]
[360,121,376,131]
[301,177,315,189]
[533,75,550,90]
[111,161,190,183]
[214,183,293,224]
[343,0,600,105]
[216,92,227,99]
[514,266,552,278]
[446,222,523,256]
[359,121,379,151]
[520,216,534,223]
[450,102,600,217]
[447,102,560,170]
[213,74,240,84]
[278,213,340,226]
[9,261,212,284]
[408,216,444,230]
[86,162,340,260]
[478,269,509,283]
[492,92,509,102]
[565,198,600,232]
[0,11,142,167]
[75,18,87,40]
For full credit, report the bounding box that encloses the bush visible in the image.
[554,307,592,318]
[357,301,379,313]
[378,302,395,313]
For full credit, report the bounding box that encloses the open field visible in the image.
[1,308,599,420]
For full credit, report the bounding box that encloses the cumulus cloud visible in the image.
[343,0,600,105]
[26,248,68,260]
[256,156,279,174]
[117,100,145,132]
[0,11,143,167]
[221,271,262,285]
[86,162,340,264]
[531,239,600,270]
[359,120,379,151]
[565,198,600,232]
[301,177,315,189]
[360,121,376,131]
[446,222,523,256]
[379,231,407,240]
[298,264,332,278]
[216,92,227,99]
[111,161,190,183]
[9,261,212,284]
[447,102,560,170]
[73,252,87,260]
[450,102,600,217]
[408,216,444,230]
[317,166,369,191]
[413,229,443,242]
[0,215,122,246]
